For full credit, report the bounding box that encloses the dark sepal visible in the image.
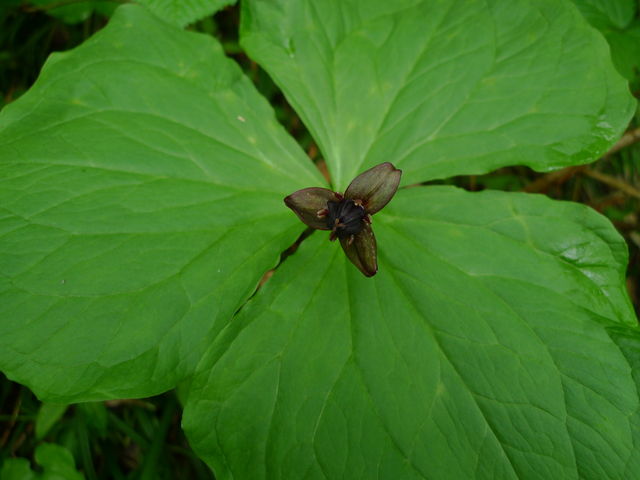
[284,187,340,230]
[344,162,402,214]
[339,222,378,277]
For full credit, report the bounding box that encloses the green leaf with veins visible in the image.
[571,0,640,84]
[0,1,638,479]
[570,0,636,30]
[0,443,84,480]
[0,4,323,402]
[137,0,237,27]
[184,187,639,479]
[28,0,90,24]
[240,0,635,190]
[604,22,640,83]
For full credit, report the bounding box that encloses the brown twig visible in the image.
[0,391,22,449]
[582,168,640,200]
[523,166,585,193]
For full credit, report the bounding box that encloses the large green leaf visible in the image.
[1,1,638,478]
[137,0,236,27]
[571,0,640,84]
[29,0,118,24]
[0,4,323,402]
[240,0,635,190]
[570,0,636,30]
[0,443,84,480]
[604,22,640,83]
[184,186,639,479]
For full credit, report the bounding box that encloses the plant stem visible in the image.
[583,168,640,200]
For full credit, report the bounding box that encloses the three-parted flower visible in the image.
[284,162,402,277]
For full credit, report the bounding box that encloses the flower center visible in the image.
[326,199,366,238]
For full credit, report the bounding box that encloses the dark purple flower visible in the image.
[284,162,402,277]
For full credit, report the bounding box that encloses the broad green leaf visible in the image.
[570,0,636,30]
[137,0,236,27]
[0,4,323,402]
[570,1,640,84]
[36,403,69,439]
[606,324,640,478]
[29,0,117,24]
[0,459,37,480]
[29,0,93,24]
[605,22,640,83]
[184,187,639,479]
[34,444,84,480]
[240,0,636,190]
[607,325,640,384]
[0,444,84,480]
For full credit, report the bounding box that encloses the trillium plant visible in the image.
[1,1,639,479]
[285,162,401,276]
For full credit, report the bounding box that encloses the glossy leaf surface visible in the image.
[241,0,635,189]
[0,1,638,479]
[571,0,640,83]
[0,5,323,401]
[185,187,639,479]
[138,0,236,27]
[570,0,636,30]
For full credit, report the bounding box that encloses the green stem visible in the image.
[76,413,98,480]
[139,394,177,480]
